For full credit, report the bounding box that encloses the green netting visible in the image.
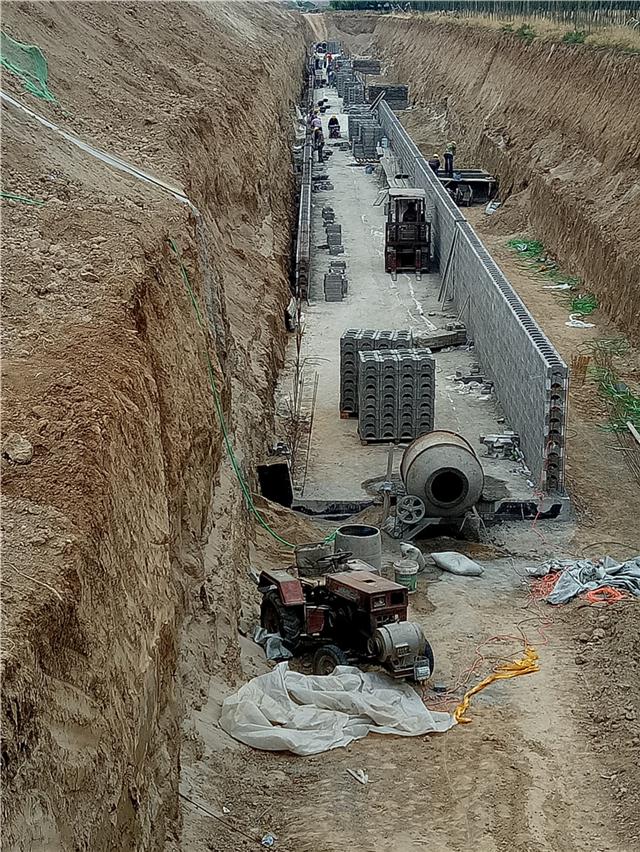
[1,31,55,101]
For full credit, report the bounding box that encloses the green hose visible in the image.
[169,238,296,549]
[1,191,44,205]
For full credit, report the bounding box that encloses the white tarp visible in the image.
[220,663,454,756]
[528,555,640,604]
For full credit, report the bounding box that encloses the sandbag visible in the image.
[431,551,484,577]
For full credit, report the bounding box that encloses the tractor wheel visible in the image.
[312,644,349,676]
[260,590,302,651]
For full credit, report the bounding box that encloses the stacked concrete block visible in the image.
[323,213,345,256]
[399,350,435,439]
[353,58,382,75]
[339,329,413,415]
[347,109,372,141]
[349,116,383,160]
[329,260,348,294]
[335,67,355,98]
[356,350,436,442]
[377,99,569,493]
[374,329,411,351]
[378,352,400,440]
[339,329,361,415]
[326,40,341,55]
[367,84,409,110]
[322,206,335,225]
[326,225,342,246]
[322,211,347,300]
[344,82,365,107]
[324,272,345,302]
[412,323,467,351]
[357,351,380,441]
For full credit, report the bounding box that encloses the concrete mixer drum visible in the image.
[400,430,485,518]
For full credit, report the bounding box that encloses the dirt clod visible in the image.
[2,432,34,464]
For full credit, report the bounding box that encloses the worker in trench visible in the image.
[444,141,457,177]
[428,152,441,175]
[313,126,325,163]
[402,201,418,222]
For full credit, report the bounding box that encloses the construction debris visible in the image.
[528,556,640,604]
[480,432,521,459]
[346,768,369,785]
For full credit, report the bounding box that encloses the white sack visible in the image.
[220,663,454,756]
[431,551,484,576]
[401,542,427,571]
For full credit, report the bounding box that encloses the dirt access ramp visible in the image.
[1,3,307,849]
[328,11,640,341]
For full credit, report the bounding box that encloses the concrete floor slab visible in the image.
[280,89,536,505]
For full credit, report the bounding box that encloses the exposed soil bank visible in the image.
[1,3,306,848]
[329,12,640,340]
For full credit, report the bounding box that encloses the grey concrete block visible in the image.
[377,101,568,491]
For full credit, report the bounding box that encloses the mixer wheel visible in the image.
[396,495,426,526]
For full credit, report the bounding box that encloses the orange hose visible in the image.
[583,586,627,605]
[453,646,540,724]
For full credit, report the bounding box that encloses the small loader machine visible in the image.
[384,188,431,280]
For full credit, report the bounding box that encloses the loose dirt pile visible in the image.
[2,2,307,848]
[570,601,640,840]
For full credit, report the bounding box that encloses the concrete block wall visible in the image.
[295,61,315,300]
[377,102,568,493]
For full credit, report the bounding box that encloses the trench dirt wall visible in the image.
[1,3,307,849]
[329,12,640,340]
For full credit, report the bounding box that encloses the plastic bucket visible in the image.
[394,558,419,593]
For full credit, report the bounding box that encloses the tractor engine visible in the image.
[372,621,432,681]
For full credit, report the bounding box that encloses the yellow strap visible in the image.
[454,646,540,724]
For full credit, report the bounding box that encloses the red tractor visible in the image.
[257,561,434,681]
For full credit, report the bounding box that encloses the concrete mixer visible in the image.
[396,430,485,533]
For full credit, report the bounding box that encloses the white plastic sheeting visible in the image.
[220,663,454,756]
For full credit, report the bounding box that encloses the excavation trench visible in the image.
[2,6,640,852]
[328,11,640,340]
